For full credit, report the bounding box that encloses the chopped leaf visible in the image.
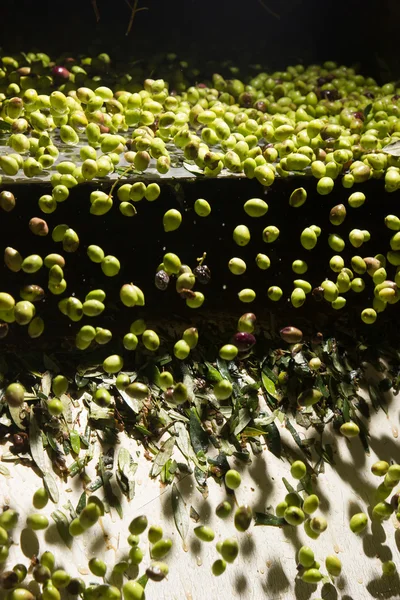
[51,510,72,547]
[150,436,175,478]
[43,471,59,504]
[116,448,137,501]
[69,430,81,454]
[254,511,287,527]
[190,506,200,522]
[171,482,189,543]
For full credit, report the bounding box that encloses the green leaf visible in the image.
[0,464,10,477]
[204,362,222,383]
[216,358,233,382]
[285,419,310,457]
[29,414,47,473]
[136,574,148,589]
[254,511,287,527]
[75,491,86,515]
[261,372,277,396]
[232,408,252,436]
[69,430,81,454]
[264,422,281,457]
[0,120,12,132]
[51,510,73,547]
[171,482,189,544]
[150,436,175,478]
[99,454,123,519]
[383,140,400,156]
[189,409,209,454]
[43,472,59,504]
[116,448,137,501]
[363,103,372,120]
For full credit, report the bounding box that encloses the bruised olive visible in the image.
[0,191,16,212]
[29,217,49,236]
[280,326,302,343]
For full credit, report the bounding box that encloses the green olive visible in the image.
[26,513,49,530]
[284,506,305,526]
[79,502,101,529]
[51,569,70,589]
[292,259,308,274]
[255,253,270,270]
[129,515,148,535]
[186,291,204,308]
[47,398,63,416]
[5,382,25,407]
[212,559,226,576]
[87,245,105,263]
[298,546,315,568]
[300,227,317,250]
[225,469,241,490]
[290,460,307,480]
[328,233,345,252]
[229,257,247,275]
[4,247,23,272]
[309,516,327,534]
[289,187,307,208]
[216,501,232,519]
[234,505,253,532]
[371,461,389,477]
[316,176,334,195]
[126,382,149,400]
[194,198,211,216]
[14,301,35,325]
[303,494,319,514]
[163,252,181,275]
[163,208,182,232]
[142,329,160,351]
[298,388,322,407]
[349,512,368,534]
[194,525,215,542]
[101,255,120,277]
[213,379,233,400]
[238,288,256,303]
[21,254,43,273]
[275,501,288,517]
[244,198,268,216]
[220,537,239,563]
[122,581,145,600]
[304,518,320,540]
[103,354,124,374]
[382,561,397,576]
[233,225,251,246]
[361,308,377,324]
[340,421,360,437]
[88,558,107,577]
[301,568,323,584]
[219,344,238,360]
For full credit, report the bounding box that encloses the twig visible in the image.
[126,0,140,36]
[257,0,280,20]
[91,0,101,22]
[108,166,135,199]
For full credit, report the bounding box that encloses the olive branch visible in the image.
[91,0,149,35]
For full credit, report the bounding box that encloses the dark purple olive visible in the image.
[0,571,19,589]
[391,493,400,511]
[312,286,324,301]
[51,65,70,80]
[193,265,211,284]
[155,270,170,290]
[233,332,256,352]
[280,326,303,344]
[364,91,375,99]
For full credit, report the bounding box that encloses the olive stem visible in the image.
[108,165,135,199]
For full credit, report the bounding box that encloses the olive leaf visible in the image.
[0,464,10,477]
[382,140,400,156]
[150,436,175,478]
[43,471,59,504]
[0,120,12,132]
[51,510,73,547]
[171,482,189,543]
[116,447,138,501]
[254,511,287,527]
[69,430,81,454]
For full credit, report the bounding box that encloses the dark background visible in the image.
[0,0,398,81]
